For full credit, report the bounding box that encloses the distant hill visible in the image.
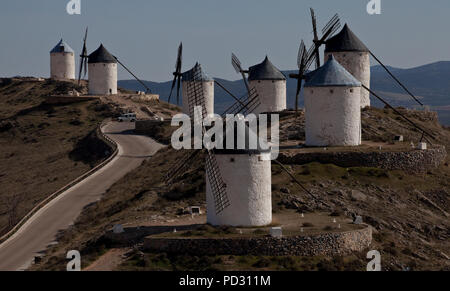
[118,61,450,125]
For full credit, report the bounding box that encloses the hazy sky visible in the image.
[0,0,449,81]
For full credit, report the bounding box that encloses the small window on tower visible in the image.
[330,89,334,94]
[350,89,354,93]
[230,158,235,163]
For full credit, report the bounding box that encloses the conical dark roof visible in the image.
[182,63,213,81]
[248,56,286,81]
[50,39,74,54]
[325,24,369,53]
[88,44,117,64]
[304,55,361,88]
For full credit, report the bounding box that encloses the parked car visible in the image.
[118,113,137,122]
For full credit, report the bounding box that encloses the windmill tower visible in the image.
[206,125,272,227]
[181,63,214,116]
[166,64,273,227]
[88,44,117,95]
[50,39,76,80]
[304,55,362,146]
[324,24,371,108]
[247,56,286,114]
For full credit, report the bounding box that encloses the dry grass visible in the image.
[0,78,115,235]
[30,107,450,271]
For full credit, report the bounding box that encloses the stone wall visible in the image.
[278,146,447,173]
[143,226,372,257]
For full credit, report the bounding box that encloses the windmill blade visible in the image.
[165,150,202,184]
[176,75,182,105]
[205,150,230,214]
[297,40,306,69]
[78,57,84,85]
[175,43,183,103]
[320,18,341,43]
[185,63,231,214]
[231,53,251,95]
[176,42,183,72]
[322,13,340,35]
[168,76,178,104]
[78,27,88,85]
[310,8,321,69]
[168,42,183,104]
[231,53,243,74]
[304,44,318,71]
[222,87,260,116]
[322,21,341,42]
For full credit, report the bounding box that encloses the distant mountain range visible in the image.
[118,61,450,125]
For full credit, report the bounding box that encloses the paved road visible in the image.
[0,122,163,270]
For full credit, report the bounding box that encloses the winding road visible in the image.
[0,122,163,271]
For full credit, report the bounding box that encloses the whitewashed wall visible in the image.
[50,52,75,80]
[206,152,272,227]
[325,51,371,108]
[181,80,214,117]
[249,80,286,114]
[88,63,117,95]
[305,86,361,146]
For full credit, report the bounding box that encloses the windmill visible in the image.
[168,42,183,104]
[290,9,341,111]
[165,60,322,219]
[165,58,265,215]
[78,27,89,85]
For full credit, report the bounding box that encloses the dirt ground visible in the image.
[28,107,450,271]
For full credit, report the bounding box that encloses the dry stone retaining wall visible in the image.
[278,146,447,173]
[143,226,372,257]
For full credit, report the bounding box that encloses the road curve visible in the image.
[0,122,163,270]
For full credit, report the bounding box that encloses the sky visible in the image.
[0,0,449,81]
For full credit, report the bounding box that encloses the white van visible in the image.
[118,113,137,122]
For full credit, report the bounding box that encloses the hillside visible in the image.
[0,78,118,236]
[31,107,450,271]
[118,61,450,125]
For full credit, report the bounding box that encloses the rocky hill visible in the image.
[31,107,450,271]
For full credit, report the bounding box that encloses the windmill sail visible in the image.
[78,27,88,85]
[168,43,183,104]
